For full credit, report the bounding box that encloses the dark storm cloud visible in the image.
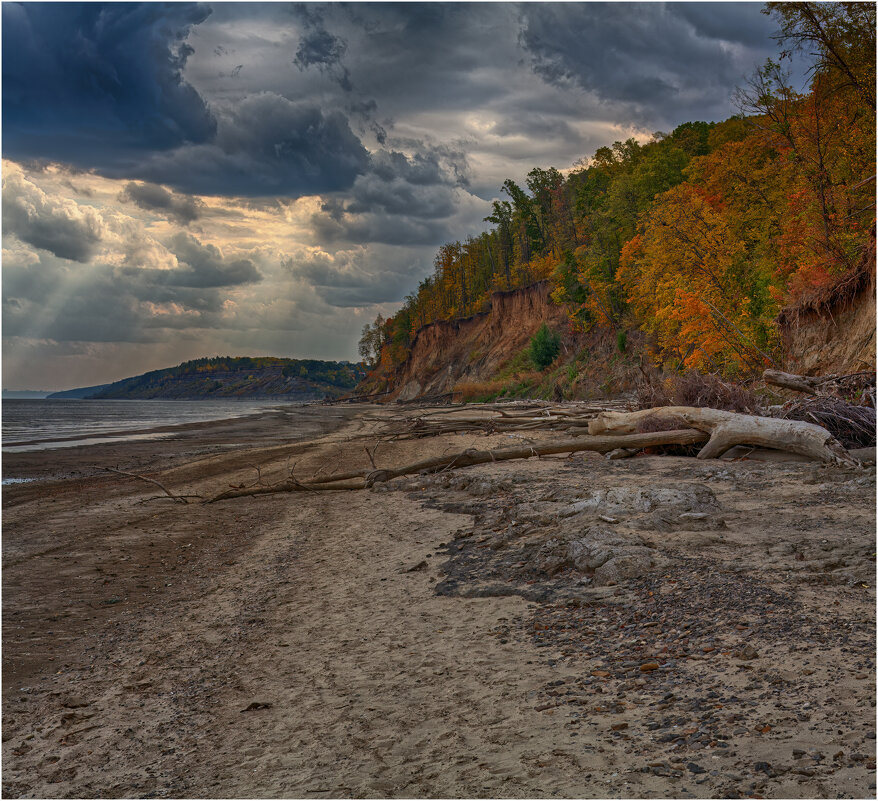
[2,3,371,198]
[119,182,205,225]
[308,147,469,246]
[2,2,215,164]
[518,3,781,124]
[132,93,371,197]
[292,4,353,92]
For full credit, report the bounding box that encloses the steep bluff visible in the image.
[778,228,876,376]
[359,234,876,403]
[360,282,570,401]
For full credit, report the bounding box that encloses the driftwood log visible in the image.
[589,406,856,465]
[205,428,709,502]
[763,369,833,395]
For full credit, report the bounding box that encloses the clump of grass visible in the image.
[452,379,506,403]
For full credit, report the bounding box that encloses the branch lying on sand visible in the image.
[589,406,856,465]
[103,467,202,504]
[204,428,710,502]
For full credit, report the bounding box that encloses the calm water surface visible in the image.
[2,398,296,453]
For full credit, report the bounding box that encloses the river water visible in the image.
[2,398,296,455]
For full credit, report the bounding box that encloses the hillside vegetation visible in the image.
[359,3,875,394]
[50,357,366,400]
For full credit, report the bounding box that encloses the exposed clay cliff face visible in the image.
[778,229,876,375]
[363,282,570,401]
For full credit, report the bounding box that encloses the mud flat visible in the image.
[2,404,875,798]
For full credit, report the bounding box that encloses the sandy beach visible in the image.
[2,403,875,798]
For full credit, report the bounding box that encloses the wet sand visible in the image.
[2,404,875,798]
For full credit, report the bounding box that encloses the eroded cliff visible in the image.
[359,282,570,401]
[778,228,876,376]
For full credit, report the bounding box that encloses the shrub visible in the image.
[530,323,561,370]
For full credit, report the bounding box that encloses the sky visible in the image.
[2,2,801,391]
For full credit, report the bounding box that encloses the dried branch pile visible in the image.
[377,401,631,439]
[778,397,876,450]
[763,369,876,407]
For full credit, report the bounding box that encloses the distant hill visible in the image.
[46,384,111,399]
[47,357,367,400]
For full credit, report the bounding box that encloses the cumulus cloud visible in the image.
[2,167,104,261]
[165,232,262,288]
[283,244,429,307]
[119,182,205,225]
[309,146,473,246]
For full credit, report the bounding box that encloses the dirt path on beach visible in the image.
[2,405,875,798]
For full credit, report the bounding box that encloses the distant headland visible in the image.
[45,356,366,401]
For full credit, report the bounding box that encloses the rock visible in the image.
[640,662,660,672]
[754,761,773,774]
[687,763,706,774]
[734,644,759,660]
[606,448,638,460]
[241,701,273,712]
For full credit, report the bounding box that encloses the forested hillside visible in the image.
[359,3,875,389]
[50,357,366,400]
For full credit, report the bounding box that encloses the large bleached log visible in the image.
[205,428,709,501]
[589,406,856,464]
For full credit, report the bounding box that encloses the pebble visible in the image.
[640,662,660,672]
[687,762,706,774]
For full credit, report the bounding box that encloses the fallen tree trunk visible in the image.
[589,406,856,464]
[205,428,709,502]
[763,369,833,395]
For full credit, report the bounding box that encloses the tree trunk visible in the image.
[763,369,833,394]
[206,429,710,502]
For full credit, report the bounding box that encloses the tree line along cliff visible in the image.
[358,3,875,398]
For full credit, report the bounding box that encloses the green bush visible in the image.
[530,323,561,370]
